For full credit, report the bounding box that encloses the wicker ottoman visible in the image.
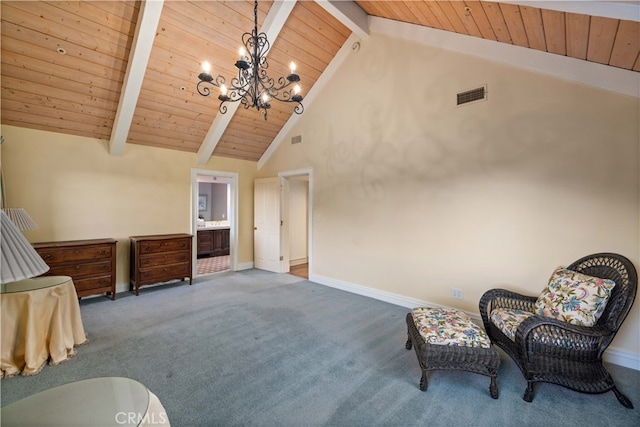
[405,307,500,398]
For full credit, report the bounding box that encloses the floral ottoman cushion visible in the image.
[411,307,492,348]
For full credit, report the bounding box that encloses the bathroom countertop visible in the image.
[197,221,230,231]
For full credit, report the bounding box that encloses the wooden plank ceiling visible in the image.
[1,1,638,163]
[356,1,640,70]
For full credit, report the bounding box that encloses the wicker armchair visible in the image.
[479,253,637,408]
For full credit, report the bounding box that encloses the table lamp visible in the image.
[0,210,49,285]
[2,208,39,231]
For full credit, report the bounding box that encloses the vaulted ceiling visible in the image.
[1,1,638,164]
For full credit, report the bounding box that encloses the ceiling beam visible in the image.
[370,16,639,98]
[109,0,164,156]
[197,0,297,165]
[314,0,370,39]
[493,1,640,22]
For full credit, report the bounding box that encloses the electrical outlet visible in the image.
[451,288,463,300]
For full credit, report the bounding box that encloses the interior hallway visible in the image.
[289,263,308,279]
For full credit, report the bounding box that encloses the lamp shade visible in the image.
[0,210,49,284]
[2,208,38,231]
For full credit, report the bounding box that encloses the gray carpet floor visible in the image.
[1,269,639,426]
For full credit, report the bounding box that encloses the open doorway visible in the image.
[280,169,312,279]
[191,169,238,279]
[253,169,312,277]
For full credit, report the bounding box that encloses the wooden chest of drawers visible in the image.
[129,234,193,296]
[33,238,117,300]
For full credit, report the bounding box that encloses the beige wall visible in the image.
[1,32,637,361]
[259,34,640,357]
[0,125,258,288]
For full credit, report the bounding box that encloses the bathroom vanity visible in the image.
[197,222,230,257]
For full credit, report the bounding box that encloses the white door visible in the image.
[254,177,282,272]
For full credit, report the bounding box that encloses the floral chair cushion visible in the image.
[534,266,616,327]
[412,307,492,348]
[490,308,535,341]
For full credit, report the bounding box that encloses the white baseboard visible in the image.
[604,347,640,370]
[236,262,254,271]
[309,273,640,371]
[290,257,308,267]
[111,263,256,294]
[114,282,132,295]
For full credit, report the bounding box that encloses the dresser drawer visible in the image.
[139,251,191,268]
[139,263,190,283]
[74,276,113,292]
[47,261,112,279]
[33,239,117,300]
[37,245,113,265]
[138,238,191,254]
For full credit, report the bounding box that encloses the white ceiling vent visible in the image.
[456,85,487,106]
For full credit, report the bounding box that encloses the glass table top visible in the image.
[0,276,71,294]
[1,377,150,426]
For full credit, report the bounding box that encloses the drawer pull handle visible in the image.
[43,255,53,260]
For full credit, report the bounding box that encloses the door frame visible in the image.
[279,168,313,276]
[191,168,239,277]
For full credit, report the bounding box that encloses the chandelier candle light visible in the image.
[196,0,303,120]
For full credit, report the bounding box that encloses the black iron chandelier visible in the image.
[196,0,303,120]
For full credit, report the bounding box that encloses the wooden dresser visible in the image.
[129,234,193,296]
[33,238,117,300]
